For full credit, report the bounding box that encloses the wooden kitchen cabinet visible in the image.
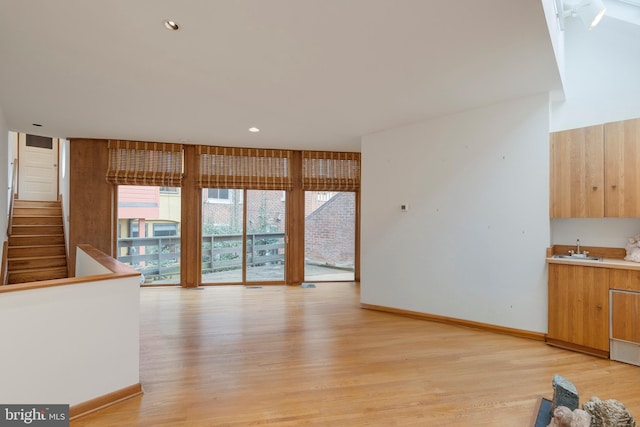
[550,125,604,218]
[609,269,640,292]
[604,118,640,217]
[609,270,640,343]
[547,263,609,356]
[609,269,640,364]
[611,291,640,344]
[550,118,640,218]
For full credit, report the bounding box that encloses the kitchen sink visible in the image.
[552,254,603,262]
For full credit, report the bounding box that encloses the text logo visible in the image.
[0,405,69,426]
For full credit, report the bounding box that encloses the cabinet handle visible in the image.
[592,186,598,190]
[612,185,617,189]
[596,305,603,310]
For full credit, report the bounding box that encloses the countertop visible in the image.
[546,256,640,271]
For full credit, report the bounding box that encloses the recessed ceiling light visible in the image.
[163,19,179,31]
[32,123,42,127]
[248,127,260,133]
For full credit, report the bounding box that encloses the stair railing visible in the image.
[7,158,18,237]
[2,158,18,285]
[1,241,7,286]
[59,193,71,278]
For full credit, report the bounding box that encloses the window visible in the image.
[316,192,333,202]
[160,187,179,194]
[117,185,181,285]
[304,192,355,282]
[26,134,53,149]
[153,223,178,237]
[130,219,139,238]
[207,188,230,201]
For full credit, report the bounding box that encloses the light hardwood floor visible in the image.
[71,283,640,426]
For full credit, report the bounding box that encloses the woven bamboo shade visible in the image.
[197,145,293,190]
[106,140,183,187]
[302,151,360,191]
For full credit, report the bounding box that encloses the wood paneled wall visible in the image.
[286,151,305,286]
[68,139,113,274]
[180,145,201,288]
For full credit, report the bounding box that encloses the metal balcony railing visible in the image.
[117,232,285,281]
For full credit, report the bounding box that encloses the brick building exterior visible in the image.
[202,190,286,234]
[304,192,355,267]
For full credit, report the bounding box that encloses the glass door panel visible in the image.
[117,185,181,285]
[246,190,286,282]
[304,191,355,282]
[201,189,244,283]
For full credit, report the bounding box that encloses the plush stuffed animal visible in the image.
[624,234,640,263]
[547,406,591,427]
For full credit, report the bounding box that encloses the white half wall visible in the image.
[0,249,140,406]
[550,16,640,246]
[361,93,550,333]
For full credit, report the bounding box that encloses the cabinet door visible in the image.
[548,264,609,351]
[609,269,640,292]
[605,118,640,217]
[611,291,640,344]
[550,125,604,218]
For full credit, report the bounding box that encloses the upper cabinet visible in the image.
[604,119,640,217]
[550,118,640,218]
[550,124,604,218]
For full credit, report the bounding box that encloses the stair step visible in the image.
[7,199,67,284]
[10,225,64,235]
[8,266,68,284]
[9,234,65,246]
[8,245,66,258]
[8,255,67,270]
[13,207,62,217]
[14,200,61,208]
[12,215,63,226]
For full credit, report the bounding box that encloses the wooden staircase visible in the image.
[7,200,68,284]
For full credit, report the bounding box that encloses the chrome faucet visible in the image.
[569,239,588,257]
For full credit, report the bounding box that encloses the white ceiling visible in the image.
[0,0,562,152]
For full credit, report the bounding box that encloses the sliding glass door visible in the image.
[201,189,244,283]
[246,190,286,282]
[304,191,355,282]
[201,189,285,284]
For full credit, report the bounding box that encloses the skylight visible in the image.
[603,0,640,26]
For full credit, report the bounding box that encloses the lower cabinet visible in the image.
[608,269,640,364]
[611,291,640,344]
[547,264,610,356]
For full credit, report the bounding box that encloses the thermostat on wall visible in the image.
[401,204,409,212]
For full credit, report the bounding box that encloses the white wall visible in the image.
[551,17,640,132]
[361,93,550,333]
[550,16,640,247]
[0,108,7,238]
[0,247,140,406]
[75,246,111,276]
[60,139,70,253]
